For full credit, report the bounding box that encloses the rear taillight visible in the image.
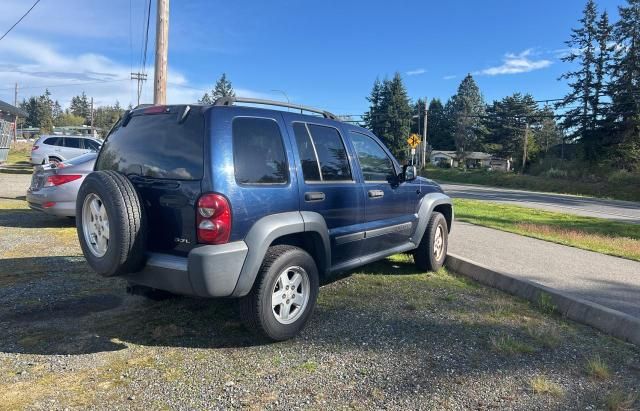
[197,193,231,245]
[45,174,82,187]
[31,145,39,151]
[143,105,169,115]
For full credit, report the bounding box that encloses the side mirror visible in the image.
[402,165,417,182]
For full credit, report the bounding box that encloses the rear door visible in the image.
[348,131,415,255]
[61,137,86,159]
[284,116,365,266]
[96,106,205,256]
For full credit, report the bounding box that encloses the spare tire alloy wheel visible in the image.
[76,170,146,277]
[82,193,110,257]
[271,266,310,325]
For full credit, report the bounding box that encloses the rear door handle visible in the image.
[368,189,384,198]
[304,192,325,202]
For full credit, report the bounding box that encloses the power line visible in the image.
[141,0,152,74]
[0,0,41,42]
[0,78,129,92]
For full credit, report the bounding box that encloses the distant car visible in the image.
[30,135,102,165]
[27,153,97,217]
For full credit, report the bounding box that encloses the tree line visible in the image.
[18,90,126,135]
[364,0,640,172]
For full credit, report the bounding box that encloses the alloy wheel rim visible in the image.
[82,193,110,257]
[271,266,310,325]
[433,225,444,261]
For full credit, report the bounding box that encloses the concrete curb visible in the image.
[445,253,640,346]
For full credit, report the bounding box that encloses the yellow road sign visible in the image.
[407,134,421,148]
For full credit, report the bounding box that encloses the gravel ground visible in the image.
[0,174,639,410]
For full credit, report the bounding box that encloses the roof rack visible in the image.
[213,97,338,120]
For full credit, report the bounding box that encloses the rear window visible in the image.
[232,117,288,185]
[96,108,204,180]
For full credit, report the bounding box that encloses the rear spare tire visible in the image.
[76,170,146,277]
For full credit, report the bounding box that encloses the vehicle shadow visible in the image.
[0,207,75,229]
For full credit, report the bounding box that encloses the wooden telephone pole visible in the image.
[422,98,428,167]
[153,0,169,105]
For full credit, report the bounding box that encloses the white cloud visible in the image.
[0,36,269,108]
[406,68,426,76]
[475,49,552,76]
[443,75,457,80]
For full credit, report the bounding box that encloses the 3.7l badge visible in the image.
[174,237,191,244]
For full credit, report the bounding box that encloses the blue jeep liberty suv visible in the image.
[76,97,453,341]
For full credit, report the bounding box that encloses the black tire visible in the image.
[76,170,147,277]
[239,245,319,341]
[413,211,448,271]
[48,156,62,165]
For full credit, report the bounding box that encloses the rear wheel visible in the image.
[48,156,62,166]
[239,245,319,341]
[76,170,147,277]
[413,212,448,271]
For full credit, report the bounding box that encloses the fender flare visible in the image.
[231,211,331,297]
[410,192,453,246]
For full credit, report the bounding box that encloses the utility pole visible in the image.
[422,97,428,167]
[131,72,147,106]
[13,83,18,142]
[130,72,147,106]
[90,97,94,132]
[153,0,169,105]
[522,121,529,173]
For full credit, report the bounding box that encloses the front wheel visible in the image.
[413,212,448,271]
[239,245,319,341]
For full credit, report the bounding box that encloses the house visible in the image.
[0,99,28,163]
[430,150,511,171]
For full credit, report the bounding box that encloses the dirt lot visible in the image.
[0,174,639,410]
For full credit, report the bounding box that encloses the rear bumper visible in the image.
[124,241,249,298]
[26,190,76,217]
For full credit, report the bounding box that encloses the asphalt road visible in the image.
[449,222,640,319]
[440,183,640,223]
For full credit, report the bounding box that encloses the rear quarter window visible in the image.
[232,117,288,185]
[96,108,204,180]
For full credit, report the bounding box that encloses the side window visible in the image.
[232,117,288,185]
[44,137,60,146]
[65,138,82,149]
[292,123,321,181]
[349,132,396,182]
[307,124,352,181]
[85,140,100,151]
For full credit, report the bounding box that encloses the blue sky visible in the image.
[0,0,627,115]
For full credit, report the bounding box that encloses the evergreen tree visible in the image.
[363,74,413,161]
[608,0,640,169]
[485,93,538,169]
[557,0,599,142]
[427,98,455,150]
[536,106,563,154]
[449,74,487,160]
[70,92,90,122]
[199,73,235,103]
[363,77,384,136]
[593,10,613,125]
[380,73,413,161]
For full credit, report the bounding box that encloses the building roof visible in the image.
[0,99,27,118]
[430,150,492,160]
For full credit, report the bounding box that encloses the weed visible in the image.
[605,389,637,411]
[529,376,564,397]
[537,293,557,315]
[489,334,536,354]
[586,355,611,380]
[299,361,318,372]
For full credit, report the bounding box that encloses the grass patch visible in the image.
[489,334,536,355]
[298,361,318,372]
[529,376,564,397]
[586,355,611,380]
[605,389,637,411]
[423,167,640,202]
[453,199,640,261]
[5,141,32,165]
